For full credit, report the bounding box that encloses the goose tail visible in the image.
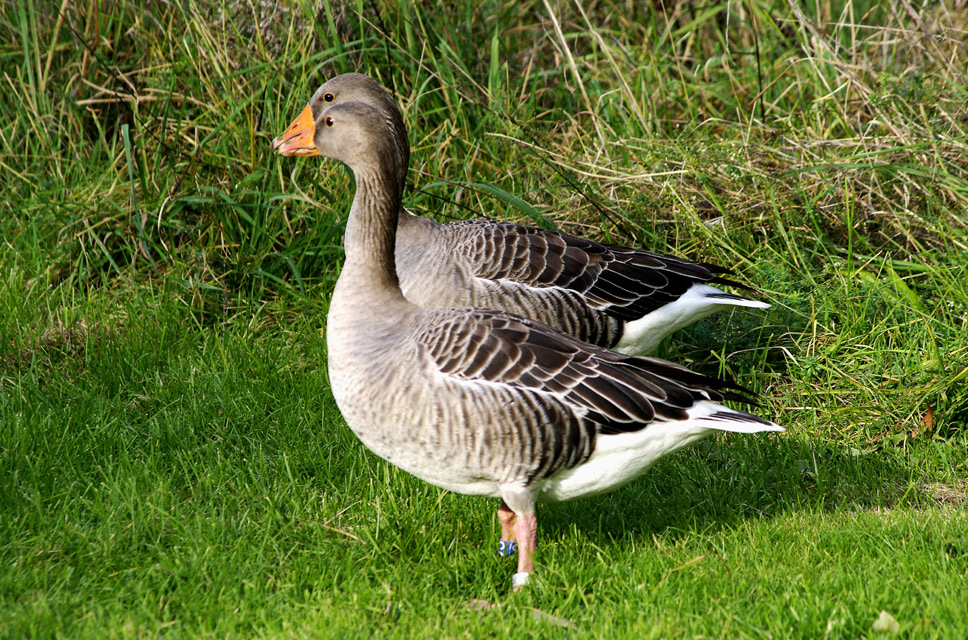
[690,400,783,434]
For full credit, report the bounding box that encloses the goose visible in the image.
[271,73,769,356]
[273,100,782,588]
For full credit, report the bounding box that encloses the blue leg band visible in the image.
[498,539,517,557]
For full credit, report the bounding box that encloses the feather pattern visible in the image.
[394,213,774,355]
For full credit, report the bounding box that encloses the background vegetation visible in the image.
[2,0,966,637]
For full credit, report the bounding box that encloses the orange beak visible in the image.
[271,105,319,156]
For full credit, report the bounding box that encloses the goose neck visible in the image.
[341,168,404,294]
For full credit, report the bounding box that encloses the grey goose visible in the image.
[272,100,782,588]
[272,73,769,356]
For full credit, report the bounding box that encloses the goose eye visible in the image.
[323,93,335,102]
[324,116,334,127]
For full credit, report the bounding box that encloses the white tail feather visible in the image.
[615,284,770,356]
[537,401,781,501]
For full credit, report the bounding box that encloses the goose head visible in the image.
[272,73,409,171]
[294,101,407,196]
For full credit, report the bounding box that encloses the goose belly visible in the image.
[536,420,716,502]
[327,356,504,498]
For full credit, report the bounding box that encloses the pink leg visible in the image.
[499,486,537,589]
[498,500,516,542]
[512,512,538,576]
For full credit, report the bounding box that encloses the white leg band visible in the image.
[512,572,530,588]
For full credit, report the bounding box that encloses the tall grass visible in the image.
[4,0,966,424]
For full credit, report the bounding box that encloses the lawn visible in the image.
[2,0,967,637]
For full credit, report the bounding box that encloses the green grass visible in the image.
[2,0,967,637]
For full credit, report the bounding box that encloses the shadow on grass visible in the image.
[542,434,917,547]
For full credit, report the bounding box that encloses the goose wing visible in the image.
[413,308,772,484]
[454,219,756,321]
[418,308,763,439]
